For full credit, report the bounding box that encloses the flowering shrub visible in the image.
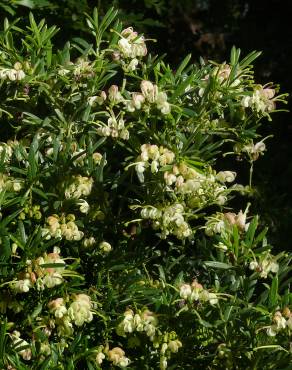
[0,8,291,369]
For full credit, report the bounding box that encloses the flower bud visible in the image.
[168,339,182,353]
[99,241,112,253]
[108,85,123,104]
[14,62,23,71]
[282,307,291,318]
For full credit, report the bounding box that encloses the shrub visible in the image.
[0,8,291,369]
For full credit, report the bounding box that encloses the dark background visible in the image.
[1,0,291,250]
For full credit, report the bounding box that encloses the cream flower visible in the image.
[108,347,130,367]
[179,284,192,299]
[68,294,93,326]
[48,298,67,318]
[216,171,236,183]
[96,352,105,365]
[168,339,182,353]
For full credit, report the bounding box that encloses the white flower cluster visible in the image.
[58,58,95,78]
[0,62,26,81]
[10,274,32,294]
[97,115,129,140]
[107,347,131,368]
[10,248,66,293]
[179,280,218,305]
[89,85,124,107]
[42,214,84,241]
[135,144,175,182]
[117,308,158,340]
[266,308,292,336]
[205,209,248,236]
[90,80,171,118]
[141,203,192,239]
[142,80,171,114]
[64,175,93,199]
[73,58,94,78]
[108,84,124,104]
[0,173,23,193]
[164,163,234,207]
[117,27,147,67]
[124,91,145,111]
[48,293,93,337]
[249,252,279,279]
[10,331,32,360]
[241,85,276,113]
[68,293,93,326]
[125,81,171,114]
[95,345,131,368]
[34,250,66,290]
[164,162,202,188]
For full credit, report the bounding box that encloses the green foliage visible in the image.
[0,7,291,370]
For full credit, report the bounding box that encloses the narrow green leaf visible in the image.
[171,73,194,100]
[175,53,192,78]
[0,318,7,364]
[245,216,258,248]
[240,50,262,69]
[269,276,278,307]
[0,209,23,227]
[204,261,234,269]
[39,356,52,370]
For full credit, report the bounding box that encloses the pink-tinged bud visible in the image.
[191,280,203,290]
[48,298,64,310]
[121,27,134,38]
[100,91,107,101]
[132,93,145,109]
[30,272,37,283]
[235,210,246,230]
[108,85,123,103]
[224,212,236,225]
[108,85,119,100]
